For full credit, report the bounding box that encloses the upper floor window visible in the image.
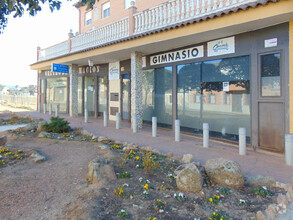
[85,11,92,26]
[125,0,135,9]
[102,2,110,18]
[93,8,99,20]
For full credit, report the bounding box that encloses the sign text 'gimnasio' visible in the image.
[150,45,204,66]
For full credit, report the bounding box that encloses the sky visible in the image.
[0,0,79,87]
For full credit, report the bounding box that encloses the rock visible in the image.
[80,129,92,137]
[175,163,203,193]
[181,154,193,164]
[205,158,244,188]
[37,121,47,132]
[38,131,51,138]
[123,146,137,151]
[0,136,7,146]
[256,211,266,220]
[246,175,276,187]
[265,204,277,219]
[98,136,109,142]
[166,152,174,158]
[98,144,109,150]
[88,159,116,184]
[22,122,38,131]
[277,193,288,206]
[30,151,46,163]
[286,190,293,202]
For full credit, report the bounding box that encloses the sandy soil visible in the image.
[0,136,99,220]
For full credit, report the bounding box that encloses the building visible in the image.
[31,0,293,153]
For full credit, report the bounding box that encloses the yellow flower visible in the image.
[209,198,213,202]
[135,156,140,160]
[157,199,161,202]
[213,212,216,215]
[144,184,149,190]
[216,195,220,199]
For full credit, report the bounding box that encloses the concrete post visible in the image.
[38,102,41,113]
[285,134,293,166]
[239,127,246,155]
[104,111,108,127]
[49,104,52,115]
[175,120,180,142]
[116,112,121,129]
[152,116,157,137]
[55,104,60,117]
[84,108,88,123]
[69,64,79,117]
[133,114,137,133]
[203,123,209,148]
[128,5,137,36]
[43,103,47,114]
[131,52,143,130]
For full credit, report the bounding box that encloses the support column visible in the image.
[289,20,293,133]
[131,52,143,130]
[69,64,79,117]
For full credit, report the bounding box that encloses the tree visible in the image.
[0,0,97,33]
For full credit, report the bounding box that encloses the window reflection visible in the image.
[142,67,173,128]
[46,78,68,113]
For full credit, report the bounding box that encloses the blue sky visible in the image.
[0,0,79,87]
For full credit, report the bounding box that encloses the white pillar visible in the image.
[239,127,246,155]
[133,114,137,133]
[116,112,121,129]
[152,116,157,137]
[49,104,52,115]
[203,123,209,148]
[55,104,60,117]
[43,103,47,114]
[285,134,293,166]
[38,102,41,112]
[104,111,108,127]
[84,108,88,123]
[175,119,180,142]
[69,64,78,117]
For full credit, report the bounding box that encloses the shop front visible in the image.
[141,23,288,152]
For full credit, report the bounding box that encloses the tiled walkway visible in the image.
[20,110,293,185]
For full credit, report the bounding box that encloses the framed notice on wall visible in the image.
[109,61,120,80]
[207,36,235,57]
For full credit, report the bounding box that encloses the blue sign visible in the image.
[51,63,69,73]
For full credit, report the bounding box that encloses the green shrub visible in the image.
[42,117,70,133]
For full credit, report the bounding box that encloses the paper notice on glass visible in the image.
[223,82,229,92]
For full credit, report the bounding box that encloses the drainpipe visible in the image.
[128,2,137,36]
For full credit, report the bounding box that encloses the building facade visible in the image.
[31,0,293,153]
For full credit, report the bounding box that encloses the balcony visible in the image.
[37,0,274,62]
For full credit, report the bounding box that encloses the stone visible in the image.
[286,190,293,202]
[166,152,174,158]
[277,193,288,206]
[37,121,47,132]
[38,131,51,138]
[123,146,137,151]
[246,175,276,187]
[181,154,193,164]
[98,144,110,150]
[256,211,266,220]
[30,151,46,163]
[87,159,116,184]
[0,136,7,146]
[265,204,277,219]
[175,163,203,193]
[205,158,244,188]
[80,129,92,137]
[98,136,109,142]
[22,122,38,131]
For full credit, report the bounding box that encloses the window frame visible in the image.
[102,2,110,19]
[85,11,92,26]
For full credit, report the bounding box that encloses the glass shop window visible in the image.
[261,53,281,97]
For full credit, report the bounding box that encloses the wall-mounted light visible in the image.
[88,59,94,67]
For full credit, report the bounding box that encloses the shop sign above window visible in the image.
[207,36,235,57]
[150,46,204,66]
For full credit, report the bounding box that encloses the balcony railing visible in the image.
[37,0,270,62]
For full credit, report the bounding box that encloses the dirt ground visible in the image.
[0,135,99,220]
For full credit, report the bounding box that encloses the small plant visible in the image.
[144,183,149,190]
[238,199,247,206]
[148,217,157,220]
[136,164,144,169]
[142,152,160,173]
[110,144,122,150]
[251,186,270,197]
[142,190,150,198]
[154,199,167,213]
[174,192,187,201]
[139,177,150,184]
[62,133,71,138]
[219,187,231,195]
[167,173,176,181]
[209,210,231,220]
[42,117,70,133]
[117,171,132,178]
[207,195,220,205]
[117,209,128,218]
[114,186,125,198]
[127,149,136,159]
